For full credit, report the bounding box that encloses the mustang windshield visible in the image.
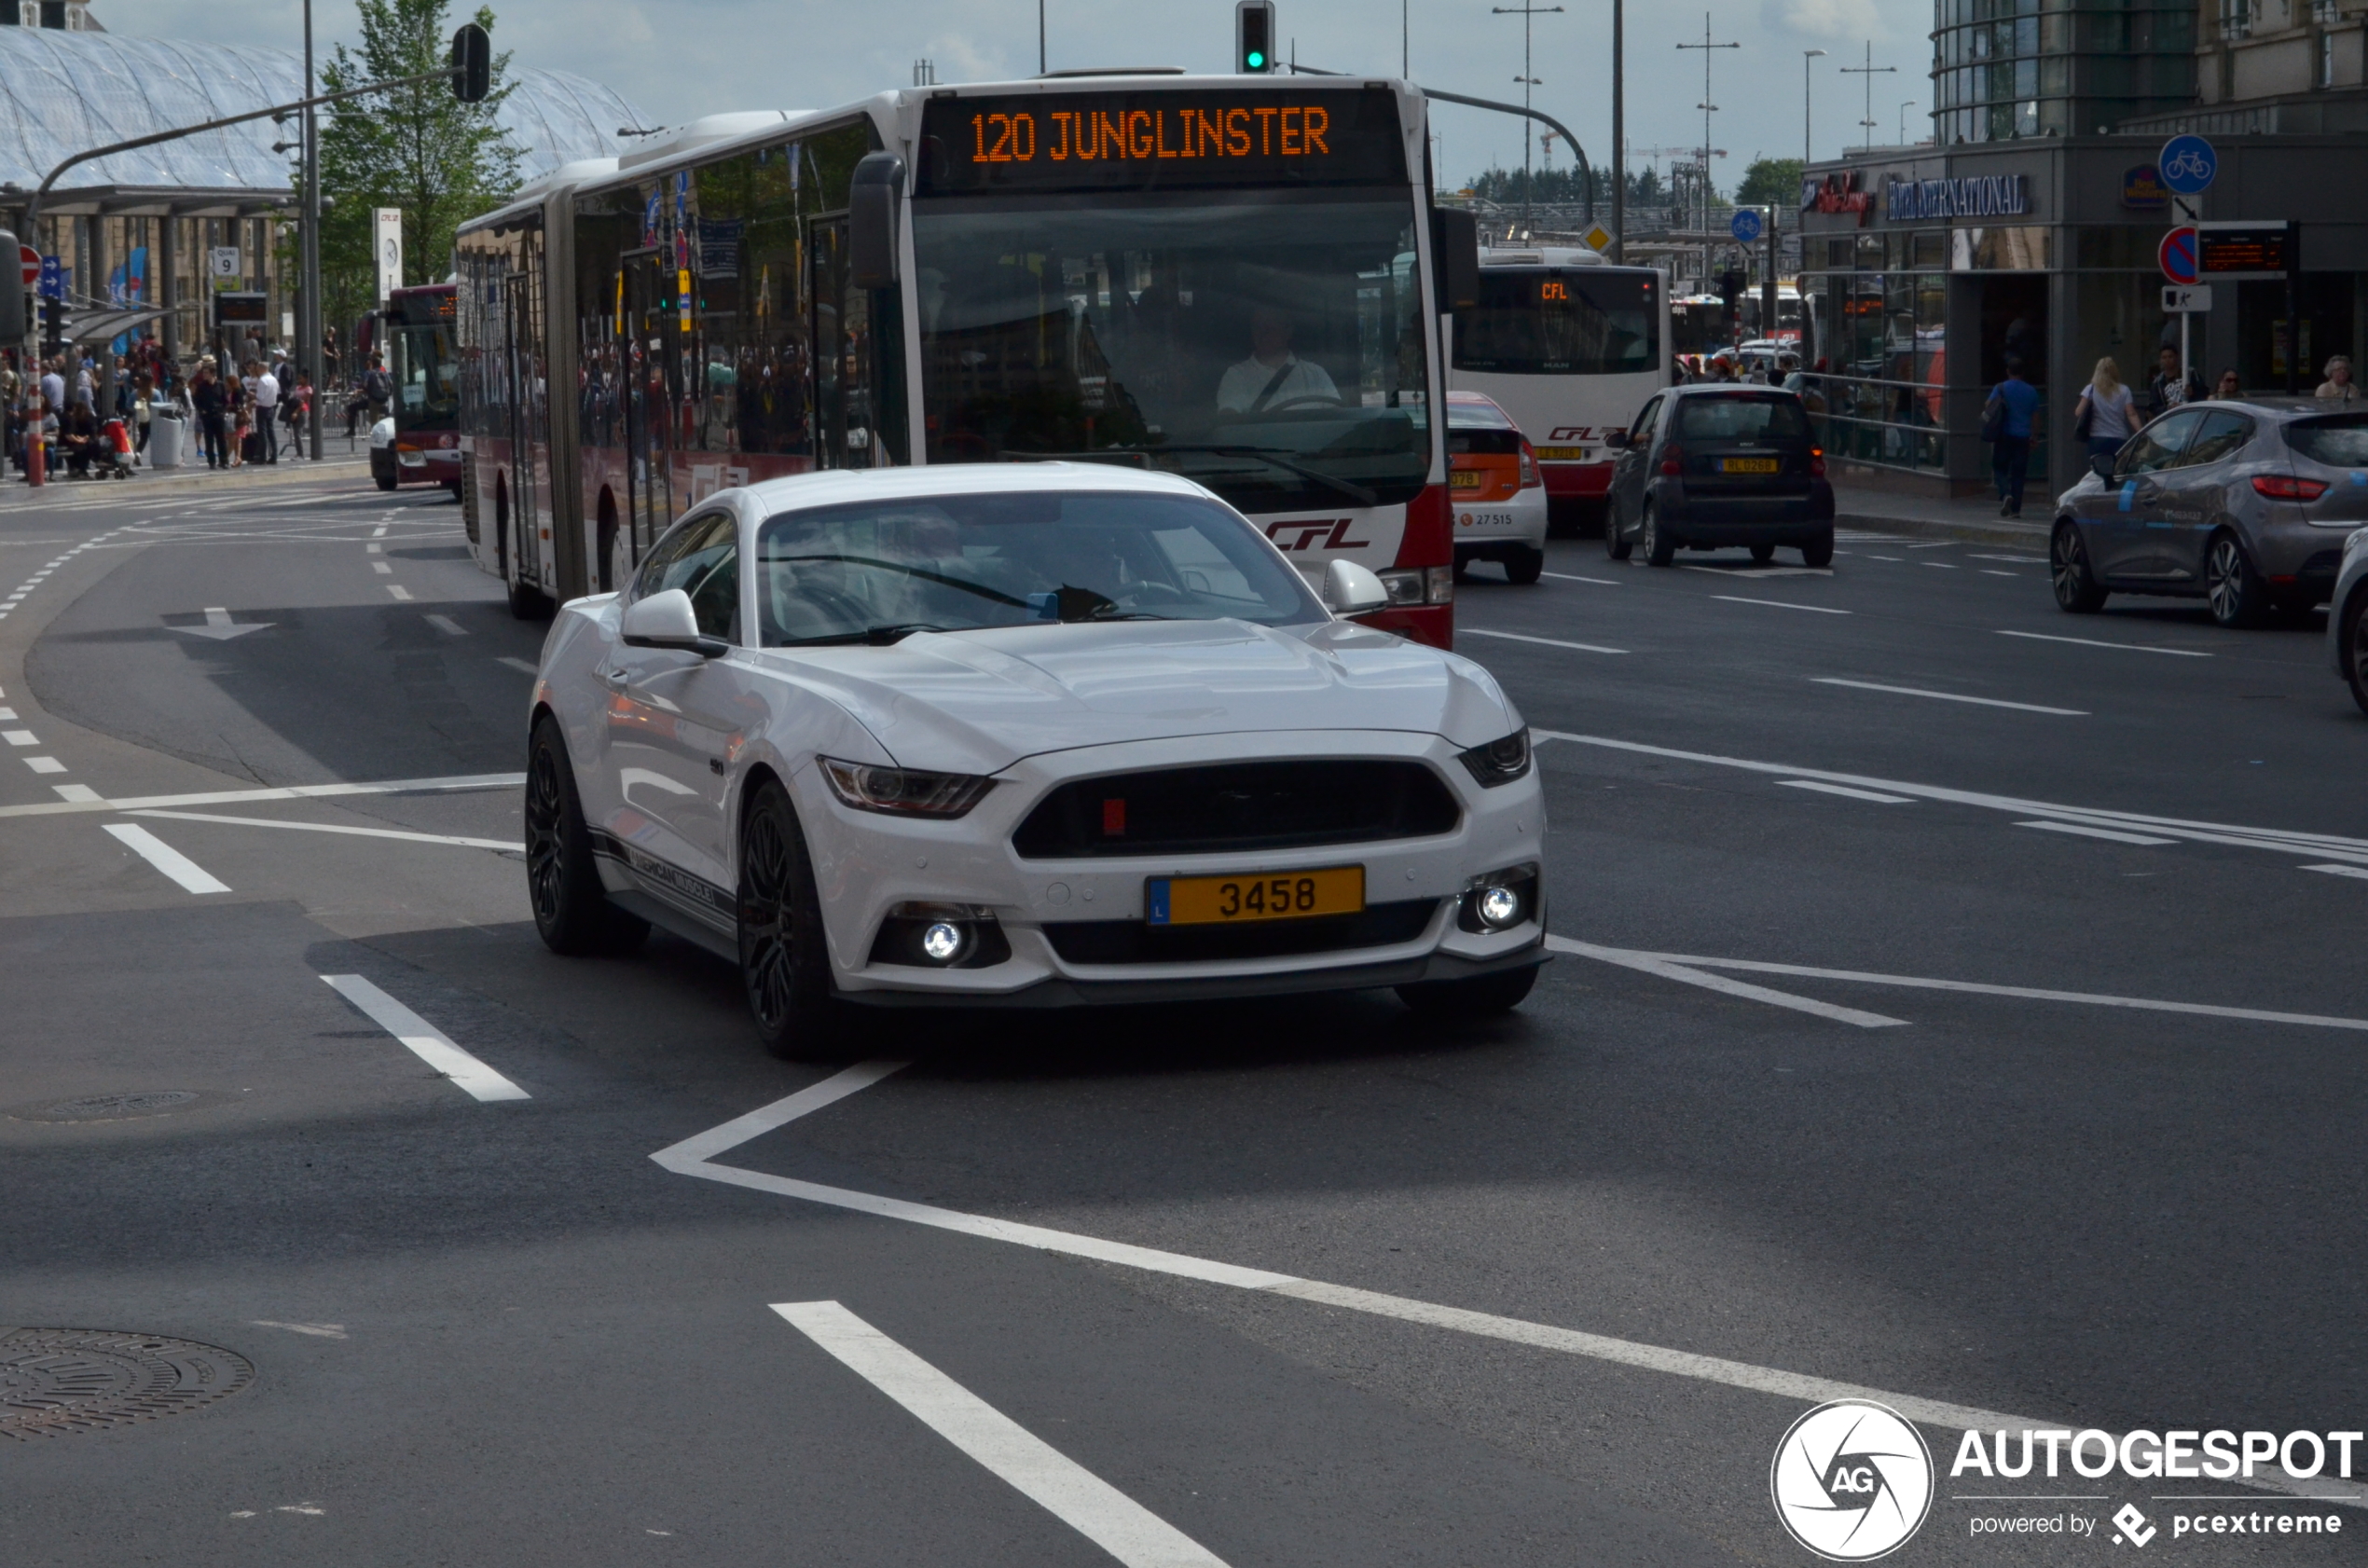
[757,491,1326,647]
[912,191,1430,515]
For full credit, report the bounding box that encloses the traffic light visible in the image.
[1718,268,1743,320]
[449,22,490,103]
[1235,0,1276,73]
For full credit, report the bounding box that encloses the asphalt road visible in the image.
[4,477,2364,1567]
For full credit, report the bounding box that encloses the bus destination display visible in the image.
[917,89,1407,194]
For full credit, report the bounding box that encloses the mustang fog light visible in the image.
[1456,864,1539,934]
[869,902,1012,969]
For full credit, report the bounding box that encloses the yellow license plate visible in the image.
[1148,866,1365,926]
[1535,446,1588,461]
[1449,469,1485,489]
[1721,457,1780,474]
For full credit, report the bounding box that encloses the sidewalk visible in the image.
[0,445,371,509]
[1831,480,2050,548]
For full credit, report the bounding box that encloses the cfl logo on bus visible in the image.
[1541,281,1569,301]
[1265,518,1370,552]
[1548,426,1598,441]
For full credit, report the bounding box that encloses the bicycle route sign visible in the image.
[2157,134,2217,196]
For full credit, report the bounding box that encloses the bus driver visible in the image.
[1217,307,1340,413]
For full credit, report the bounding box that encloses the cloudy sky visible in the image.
[111,0,1934,189]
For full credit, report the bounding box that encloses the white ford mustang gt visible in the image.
[526,463,1548,1055]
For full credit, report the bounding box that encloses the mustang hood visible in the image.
[762,618,1518,776]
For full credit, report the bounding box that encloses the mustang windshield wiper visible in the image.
[1111,445,1381,510]
[777,623,953,647]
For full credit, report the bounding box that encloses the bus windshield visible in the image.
[1455,270,1659,376]
[912,190,1430,515]
[390,323,460,432]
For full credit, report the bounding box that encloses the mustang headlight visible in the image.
[819,758,995,818]
[1455,726,1532,788]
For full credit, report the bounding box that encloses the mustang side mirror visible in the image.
[1323,559,1390,616]
[620,588,727,657]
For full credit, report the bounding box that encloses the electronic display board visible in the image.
[916,88,1408,195]
[2196,223,2293,279]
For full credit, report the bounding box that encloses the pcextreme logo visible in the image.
[1771,1399,1936,1561]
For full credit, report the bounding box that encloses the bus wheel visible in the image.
[507,579,548,620]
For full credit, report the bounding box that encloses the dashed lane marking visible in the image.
[1710,595,1849,614]
[1969,554,2047,565]
[102,822,230,894]
[2303,863,2368,881]
[22,756,65,774]
[320,974,529,1103]
[1777,779,1915,804]
[1996,628,2210,658]
[1811,677,2086,716]
[385,585,412,601]
[0,770,525,821]
[51,784,99,802]
[495,656,539,675]
[658,1067,2367,1506]
[2017,819,2179,846]
[1540,571,1621,585]
[3,729,34,746]
[423,614,467,637]
[1460,627,1628,654]
[775,1300,1233,1568]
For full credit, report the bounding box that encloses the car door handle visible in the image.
[602,666,628,685]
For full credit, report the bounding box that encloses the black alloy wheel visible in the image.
[737,779,848,1061]
[1604,502,1633,560]
[2344,590,2368,718]
[1642,503,1675,568]
[525,716,648,956]
[2206,531,2267,627]
[2050,522,2109,613]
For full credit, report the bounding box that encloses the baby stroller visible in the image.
[92,418,135,480]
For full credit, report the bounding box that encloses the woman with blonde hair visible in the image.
[2073,356,2137,467]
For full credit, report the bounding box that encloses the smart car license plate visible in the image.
[1721,457,1780,474]
[1450,469,1485,490]
[1148,866,1365,926]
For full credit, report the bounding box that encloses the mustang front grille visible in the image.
[1012,761,1461,860]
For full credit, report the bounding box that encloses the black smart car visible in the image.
[1603,385,1837,568]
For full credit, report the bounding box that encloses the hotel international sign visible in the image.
[1884,173,2030,222]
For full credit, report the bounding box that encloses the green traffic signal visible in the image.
[1246,49,1265,67]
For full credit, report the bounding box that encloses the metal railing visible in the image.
[1799,372,2050,482]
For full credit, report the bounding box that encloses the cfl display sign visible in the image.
[1236,0,1275,73]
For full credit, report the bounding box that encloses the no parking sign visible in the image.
[2159,227,2199,286]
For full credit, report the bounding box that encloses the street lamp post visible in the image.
[1611,0,1624,262]
[1839,42,1896,155]
[1677,12,1738,297]
[303,0,322,460]
[1803,48,1825,166]
[1900,99,1918,146]
[1490,3,1563,239]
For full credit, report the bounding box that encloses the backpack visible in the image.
[364,369,392,403]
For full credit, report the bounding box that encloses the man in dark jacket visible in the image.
[190,359,229,470]
[2147,345,2206,417]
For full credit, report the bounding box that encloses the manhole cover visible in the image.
[13,1091,200,1122]
[0,1330,255,1439]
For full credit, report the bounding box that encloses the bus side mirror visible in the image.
[1430,207,1478,314]
[849,153,905,290]
[0,230,24,343]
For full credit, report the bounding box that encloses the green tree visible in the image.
[1733,157,1805,210]
[310,0,520,341]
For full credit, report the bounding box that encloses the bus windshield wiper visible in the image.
[1111,445,1381,510]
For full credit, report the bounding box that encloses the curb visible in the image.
[0,453,371,507]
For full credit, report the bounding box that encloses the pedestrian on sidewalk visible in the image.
[252,359,280,463]
[2073,357,2135,468]
[190,356,228,470]
[2214,368,2241,399]
[2318,356,2358,405]
[363,352,392,426]
[2146,345,2204,417]
[1984,358,2040,518]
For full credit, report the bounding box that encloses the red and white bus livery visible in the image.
[452,77,1475,645]
[1449,245,1670,529]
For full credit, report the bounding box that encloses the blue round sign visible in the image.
[2158,133,2217,196]
[1729,208,1764,243]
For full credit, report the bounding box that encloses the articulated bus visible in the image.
[379,282,462,493]
[452,76,1474,644]
[1449,245,1670,529]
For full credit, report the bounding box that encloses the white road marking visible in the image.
[131,808,524,853]
[1980,570,2017,577]
[1679,564,1833,578]
[372,561,392,574]
[1969,554,2046,564]
[385,585,412,601]
[103,823,231,894]
[1540,571,1620,585]
[51,784,100,802]
[248,1321,347,1340]
[371,525,387,537]
[496,656,539,675]
[423,613,467,637]
[3,729,34,746]
[1922,562,1960,570]
[1907,542,1955,550]
[1459,626,1628,654]
[23,756,65,774]
[0,769,526,821]
[1546,936,1908,1026]
[1996,628,2210,658]
[1865,554,1905,562]
[651,1062,908,1165]
[1810,677,2086,716]
[2303,863,2368,881]
[1777,779,1915,804]
[774,1300,1232,1568]
[1710,595,1849,614]
[660,1079,2368,1506]
[320,974,529,1102]
[365,543,381,553]
[1635,949,2368,1035]
[2017,819,2178,846]
[1531,731,2368,867]
[0,708,15,721]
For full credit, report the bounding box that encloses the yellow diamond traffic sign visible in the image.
[1582,225,1615,253]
